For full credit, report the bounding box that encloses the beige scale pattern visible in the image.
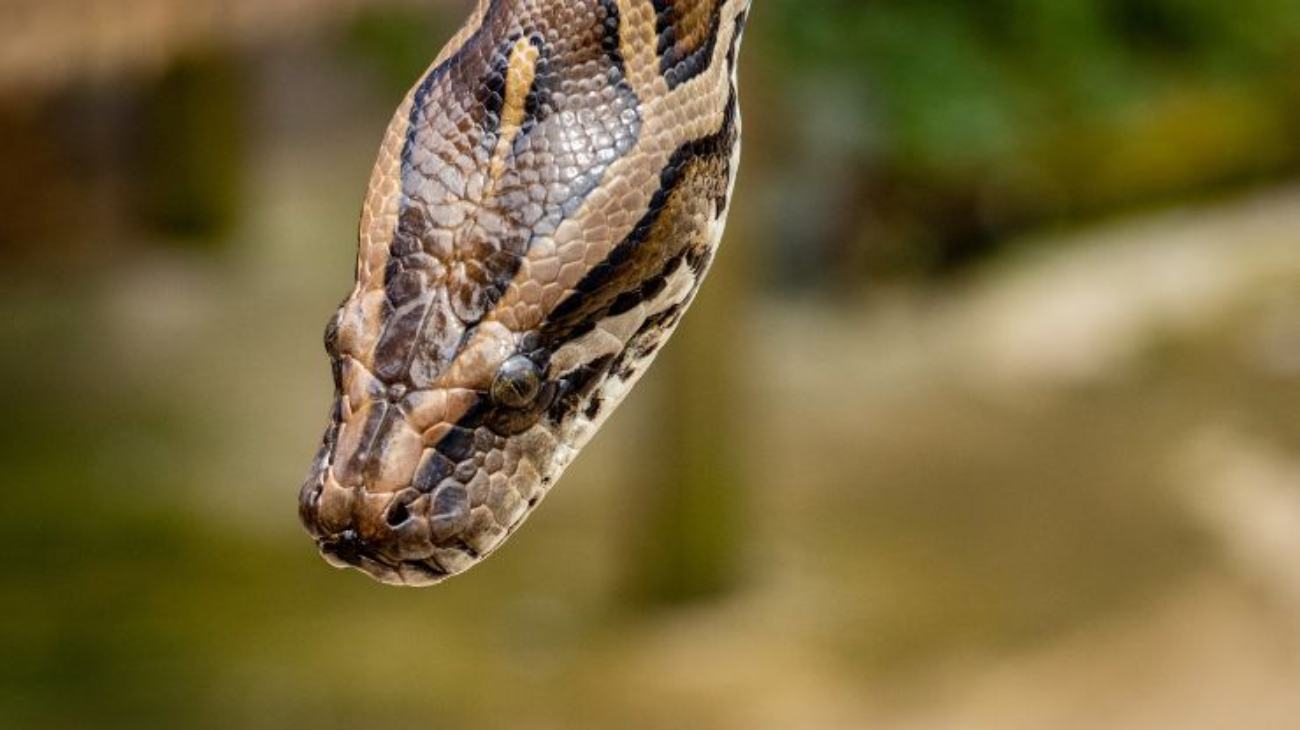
[299,0,751,586]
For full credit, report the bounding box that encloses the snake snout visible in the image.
[301,466,451,586]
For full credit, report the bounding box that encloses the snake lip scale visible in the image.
[298,0,751,586]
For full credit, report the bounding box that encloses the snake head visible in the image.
[298,309,616,586]
[298,0,749,585]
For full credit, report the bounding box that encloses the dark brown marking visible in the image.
[413,451,456,492]
[374,298,430,382]
[548,355,616,422]
[654,0,724,88]
[335,402,391,485]
[437,426,477,462]
[726,9,748,71]
[378,0,643,387]
[540,89,738,349]
[429,482,471,540]
[599,0,627,74]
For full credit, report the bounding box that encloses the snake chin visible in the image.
[316,530,450,587]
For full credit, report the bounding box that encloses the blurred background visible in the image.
[2,0,1299,727]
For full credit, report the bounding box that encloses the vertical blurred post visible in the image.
[623,204,753,607]
[138,51,245,243]
[620,41,774,608]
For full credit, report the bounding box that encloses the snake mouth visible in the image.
[316,530,450,587]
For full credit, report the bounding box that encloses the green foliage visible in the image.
[341,6,460,96]
[769,0,1300,172]
[759,0,1300,281]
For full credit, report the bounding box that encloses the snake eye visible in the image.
[491,355,542,408]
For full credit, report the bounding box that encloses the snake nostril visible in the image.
[386,500,413,528]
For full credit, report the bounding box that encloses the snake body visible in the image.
[298,0,751,586]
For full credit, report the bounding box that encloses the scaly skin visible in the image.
[299,0,751,586]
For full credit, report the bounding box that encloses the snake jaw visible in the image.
[316,529,450,588]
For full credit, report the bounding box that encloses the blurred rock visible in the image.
[948,187,1300,390]
[1242,293,1300,379]
[1178,427,1300,608]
